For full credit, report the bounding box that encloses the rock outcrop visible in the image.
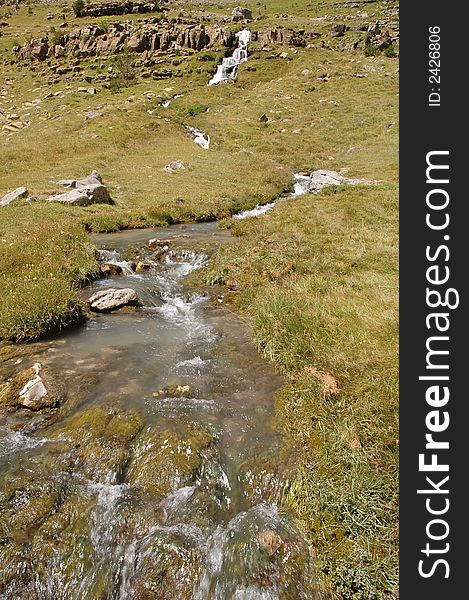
[89,288,139,312]
[48,170,111,206]
[232,7,253,22]
[0,186,28,207]
[13,20,309,62]
[14,20,237,62]
[79,1,160,18]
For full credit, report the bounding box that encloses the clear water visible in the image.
[0,223,319,599]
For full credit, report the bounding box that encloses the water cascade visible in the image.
[209,29,251,86]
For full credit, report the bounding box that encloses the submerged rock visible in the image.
[127,424,215,496]
[89,288,139,312]
[51,404,145,484]
[132,528,205,599]
[258,529,284,556]
[0,186,28,207]
[100,263,123,277]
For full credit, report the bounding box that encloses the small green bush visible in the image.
[72,0,85,17]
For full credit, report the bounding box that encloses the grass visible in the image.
[0,217,98,340]
[0,0,399,597]
[206,184,398,598]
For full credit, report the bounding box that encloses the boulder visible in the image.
[48,188,94,206]
[148,238,171,250]
[50,171,110,205]
[329,23,347,37]
[135,261,151,272]
[89,288,139,312]
[0,186,28,207]
[83,183,111,203]
[56,179,76,188]
[75,169,103,186]
[163,160,189,173]
[100,263,123,277]
[232,6,253,21]
[18,363,49,410]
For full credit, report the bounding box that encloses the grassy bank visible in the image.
[206,183,398,598]
[0,217,99,340]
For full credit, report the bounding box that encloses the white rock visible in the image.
[89,288,139,312]
[164,160,189,173]
[0,186,28,207]
[19,363,49,410]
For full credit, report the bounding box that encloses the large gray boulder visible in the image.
[89,288,139,312]
[0,186,28,207]
[75,170,103,186]
[49,171,111,205]
[232,6,253,21]
[48,183,110,206]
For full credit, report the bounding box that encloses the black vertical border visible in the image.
[400,2,466,598]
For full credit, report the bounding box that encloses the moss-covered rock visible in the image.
[132,529,205,599]
[0,363,63,412]
[0,476,63,543]
[31,491,115,599]
[51,404,145,483]
[127,424,214,497]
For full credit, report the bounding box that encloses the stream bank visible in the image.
[0,222,320,599]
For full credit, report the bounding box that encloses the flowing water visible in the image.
[209,29,251,86]
[0,222,320,599]
[234,174,311,220]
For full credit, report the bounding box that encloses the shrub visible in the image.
[185,103,209,117]
[72,0,85,17]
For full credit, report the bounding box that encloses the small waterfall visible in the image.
[233,173,311,220]
[186,125,211,149]
[209,29,251,86]
[98,249,135,275]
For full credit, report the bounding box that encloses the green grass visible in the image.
[0,216,98,340]
[206,184,398,598]
[0,1,399,596]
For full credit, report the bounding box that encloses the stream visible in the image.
[0,222,320,599]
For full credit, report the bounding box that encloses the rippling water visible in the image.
[0,223,319,599]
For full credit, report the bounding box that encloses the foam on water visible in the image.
[233,201,277,220]
[0,427,48,458]
[98,249,135,275]
[209,29,251,86]
[186,125,210,149]
[233,173,312,220]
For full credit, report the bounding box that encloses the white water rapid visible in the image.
[209,29,251,86]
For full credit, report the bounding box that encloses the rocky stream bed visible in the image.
[0,221,322,599]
